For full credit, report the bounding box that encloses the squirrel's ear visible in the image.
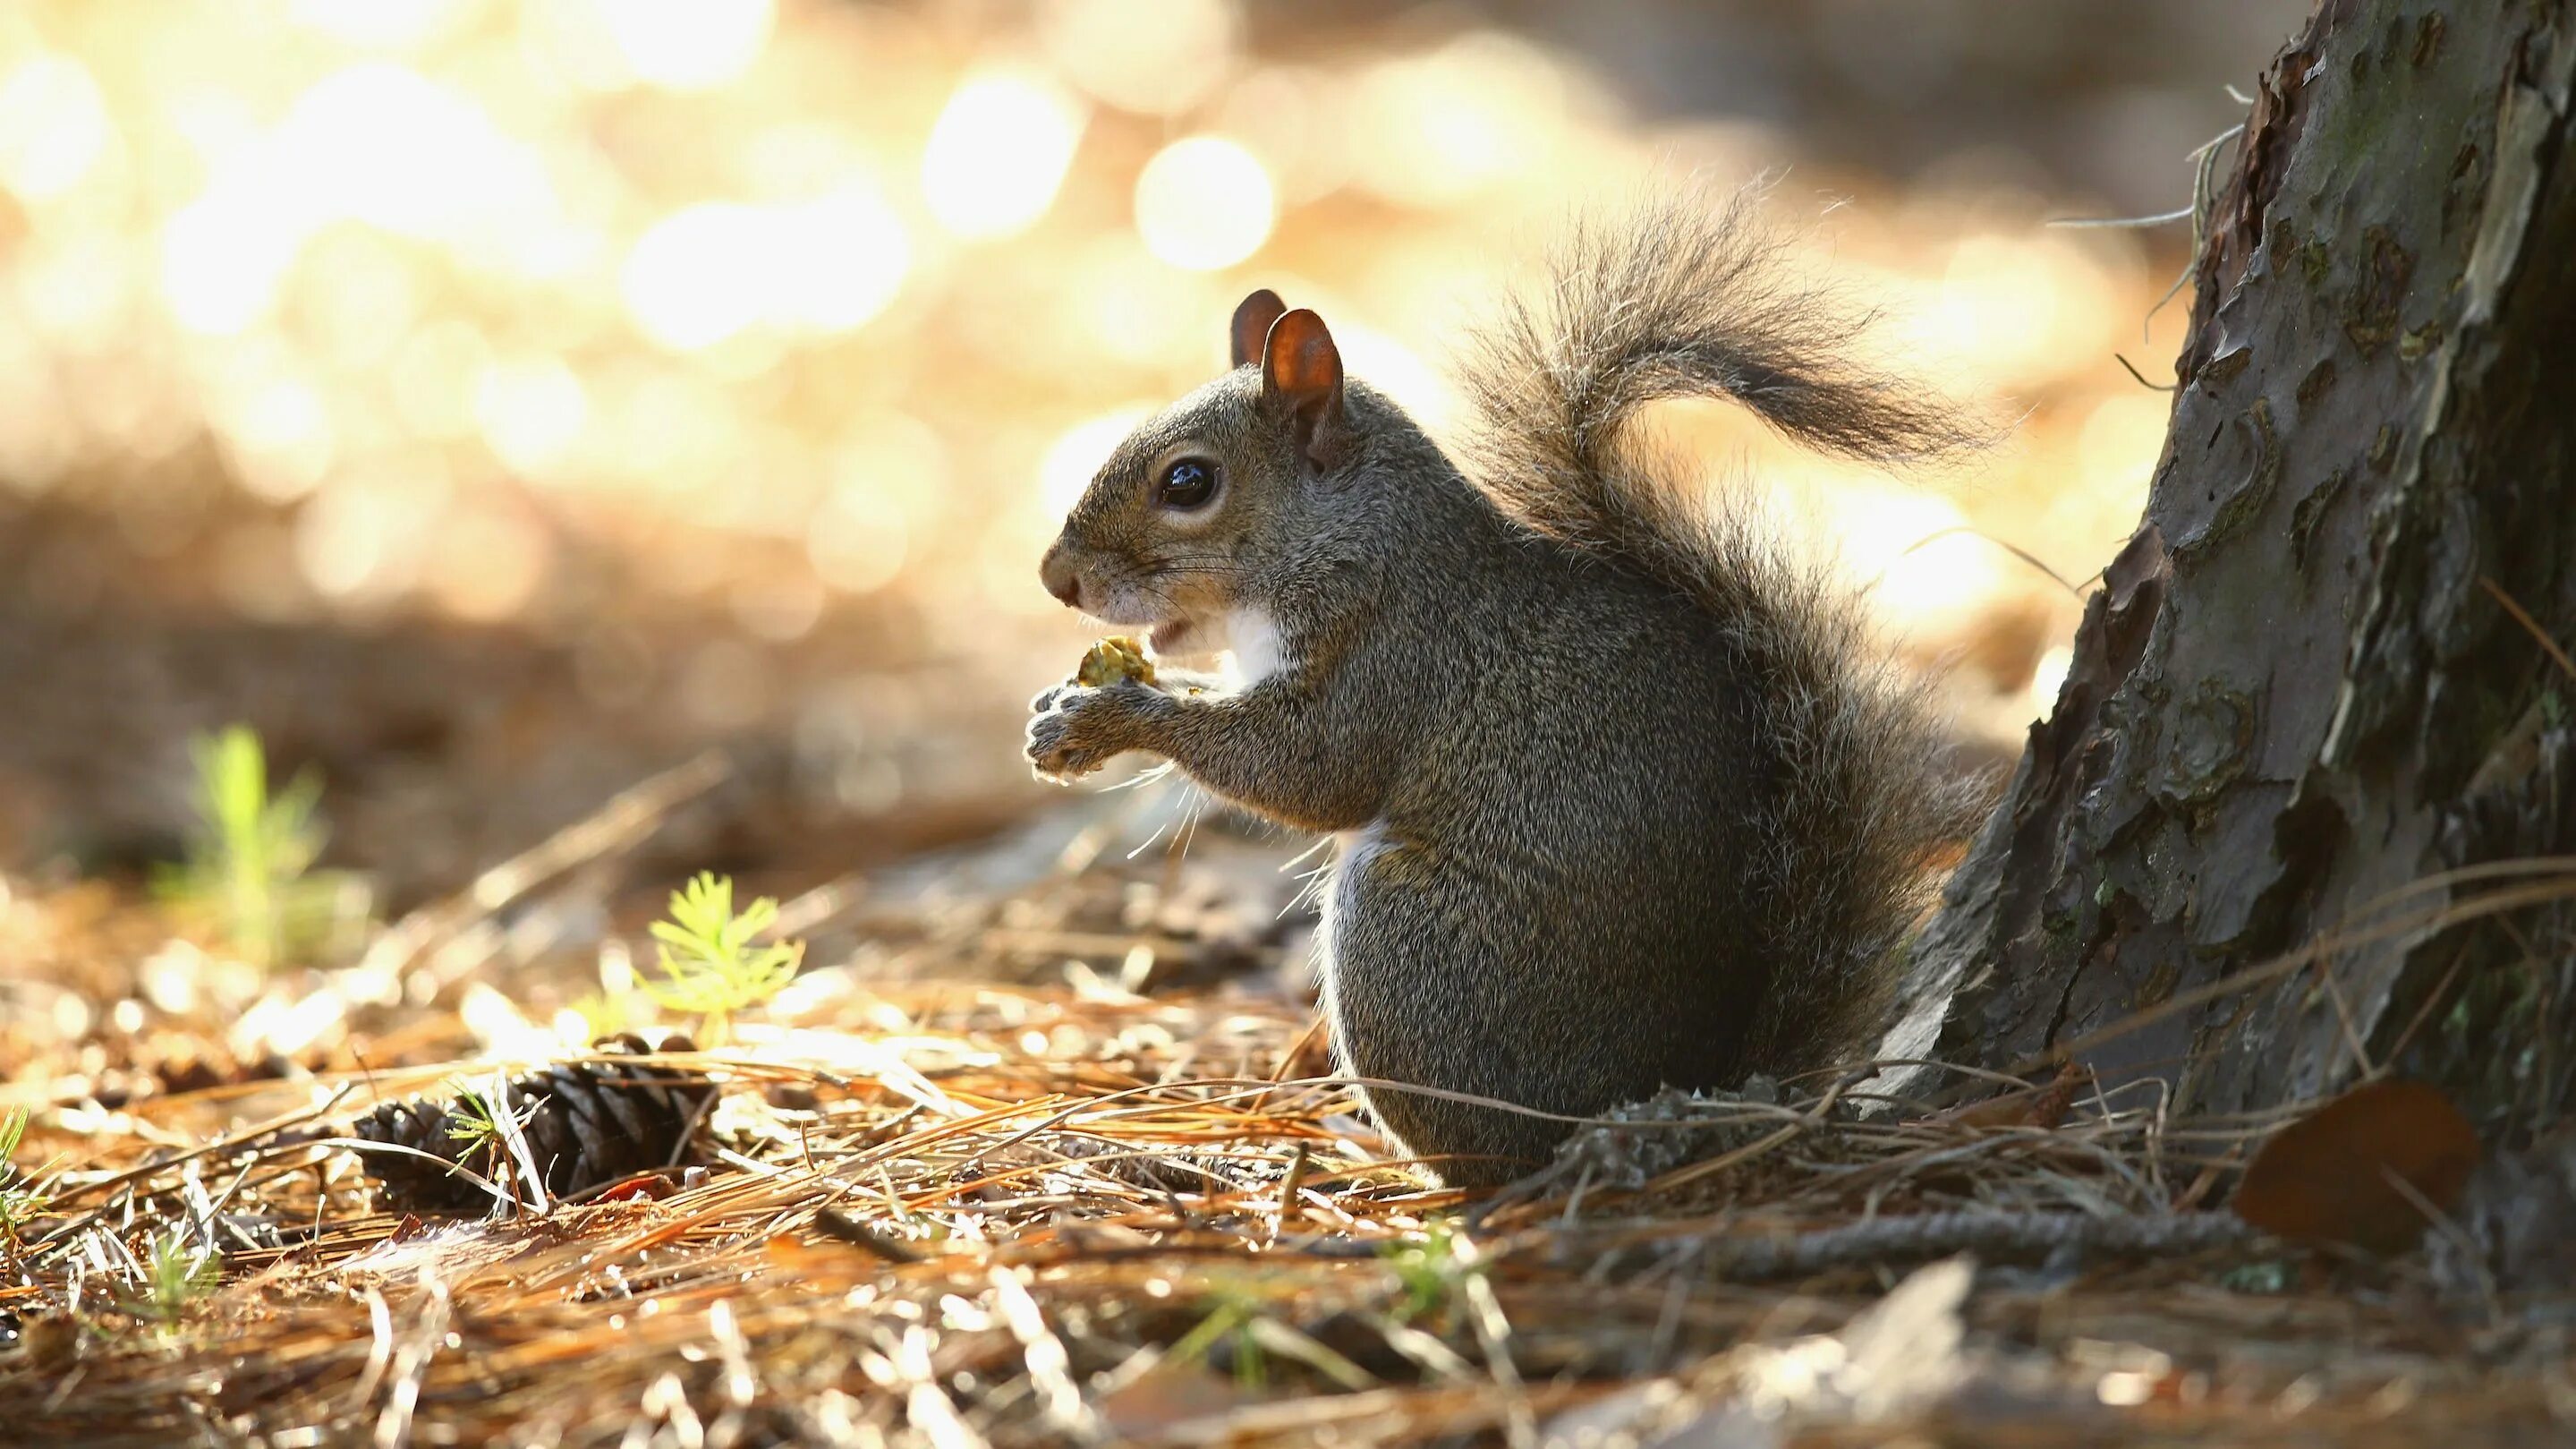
[1228,288,1288,370]
[1261,308,1347,468]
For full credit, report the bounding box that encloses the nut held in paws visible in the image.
[1075,635,1156,688]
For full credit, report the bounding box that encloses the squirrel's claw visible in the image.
[1026,681,1162,781]
[1024,701,1083,780]
[1025,715,1092,782]
[1025,686,1108,780]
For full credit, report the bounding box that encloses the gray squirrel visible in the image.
[1025,186,1984,1187]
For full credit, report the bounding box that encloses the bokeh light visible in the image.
[808,482,910,596]
[217,377,336,503]
[540,0,778,92]
[922,67,1086,241]
[1347,33,1581,207]
[1038,0,1241,116]
[1041,406,1157,516]
[1135,135,1274,270]
[622,185,909,350]
[0,53,113,200]
[0,0,2257,777]
[475,355,591,477]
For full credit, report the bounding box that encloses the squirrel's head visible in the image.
[1038,288,1356,658]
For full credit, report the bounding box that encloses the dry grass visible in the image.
[2,802,2570,1448]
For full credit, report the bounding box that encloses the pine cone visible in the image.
[351,1035,715,1213]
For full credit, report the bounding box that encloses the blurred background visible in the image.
[0,0,2307,907]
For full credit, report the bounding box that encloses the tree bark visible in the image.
[1922,0,2576,1134]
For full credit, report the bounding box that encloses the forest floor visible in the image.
[1,609,2571,1449]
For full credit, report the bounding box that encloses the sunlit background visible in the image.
[0,0,2303,892]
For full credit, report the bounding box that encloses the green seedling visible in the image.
[446,1080,539,1160]
[156,725,358,968]
[446,1074,549,1209]
[642,872,804,1044]
[127,1230,220,1325]
[1382,1217,1480,1325]
[568,948,647,1045]
[568,988,634,1044]
[1164,1288,1271,1392]
[0,1107,50,1254]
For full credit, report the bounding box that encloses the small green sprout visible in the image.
[1382,1217,1480,1325]
[568,949,646,1045]
[444,1075,547,1208]
[446,1080,539,1158]
[128,1231,220,1324]
[1164,1289,1270,1391]
[642,873,804,1044]
[568,988,634,1044]
[157,725,340,968]
[0,1107,48,1249]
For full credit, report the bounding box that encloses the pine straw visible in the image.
[2,869,2571,1445]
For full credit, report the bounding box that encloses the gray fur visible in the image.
[1028,186,1981,1187]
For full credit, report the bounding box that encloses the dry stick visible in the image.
[1649,1075,1856,1196]
[689,1073,1338,1237]
[1249,1014,1331,1115]
[772,873,870,939]
[2480,576,2576,679]
[2113,352,2179,393]
[2322,853,2576,910]
[893,1140,1272,1217]
[1273,1142,1311,1232]
[1597,1209,2257,1283]
[1082,1073,1803,1139]
[2023,873,2576,1079]
[358,749,731,986]
[1902,865,2574,1117]
[2384,941,2477,1066]
[31,1082,358,1248]
[1452,1232,1535,1449]
[1875,525,2094,601]
[2310,942,2378,1081]
[568,1094,1101,1259]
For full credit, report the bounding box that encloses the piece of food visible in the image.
[1075,635,1156,688]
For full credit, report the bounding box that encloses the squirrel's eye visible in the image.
[1157,457,1218,510]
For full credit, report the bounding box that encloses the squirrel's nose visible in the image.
[1039,548,1083,609]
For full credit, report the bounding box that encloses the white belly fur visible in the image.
[1316,823,1388,999]
[1222,605,1287,687]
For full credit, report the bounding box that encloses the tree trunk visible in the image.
[1921,0,2576,1134]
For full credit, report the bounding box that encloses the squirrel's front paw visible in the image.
[1025,684,1158,781]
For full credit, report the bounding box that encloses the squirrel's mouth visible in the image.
[1143,613,1236,661]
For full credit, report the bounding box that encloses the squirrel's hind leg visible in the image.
[1320,829,1599,1189]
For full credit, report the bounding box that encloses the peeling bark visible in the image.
[1923,0,2576,1132]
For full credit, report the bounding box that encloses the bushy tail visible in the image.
[1452,183,1989,1070]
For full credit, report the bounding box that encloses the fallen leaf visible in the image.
[2233,1078,2480,1254]
[592,1176,667,1204]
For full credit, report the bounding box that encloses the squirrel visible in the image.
[1025,186,1985,1188]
